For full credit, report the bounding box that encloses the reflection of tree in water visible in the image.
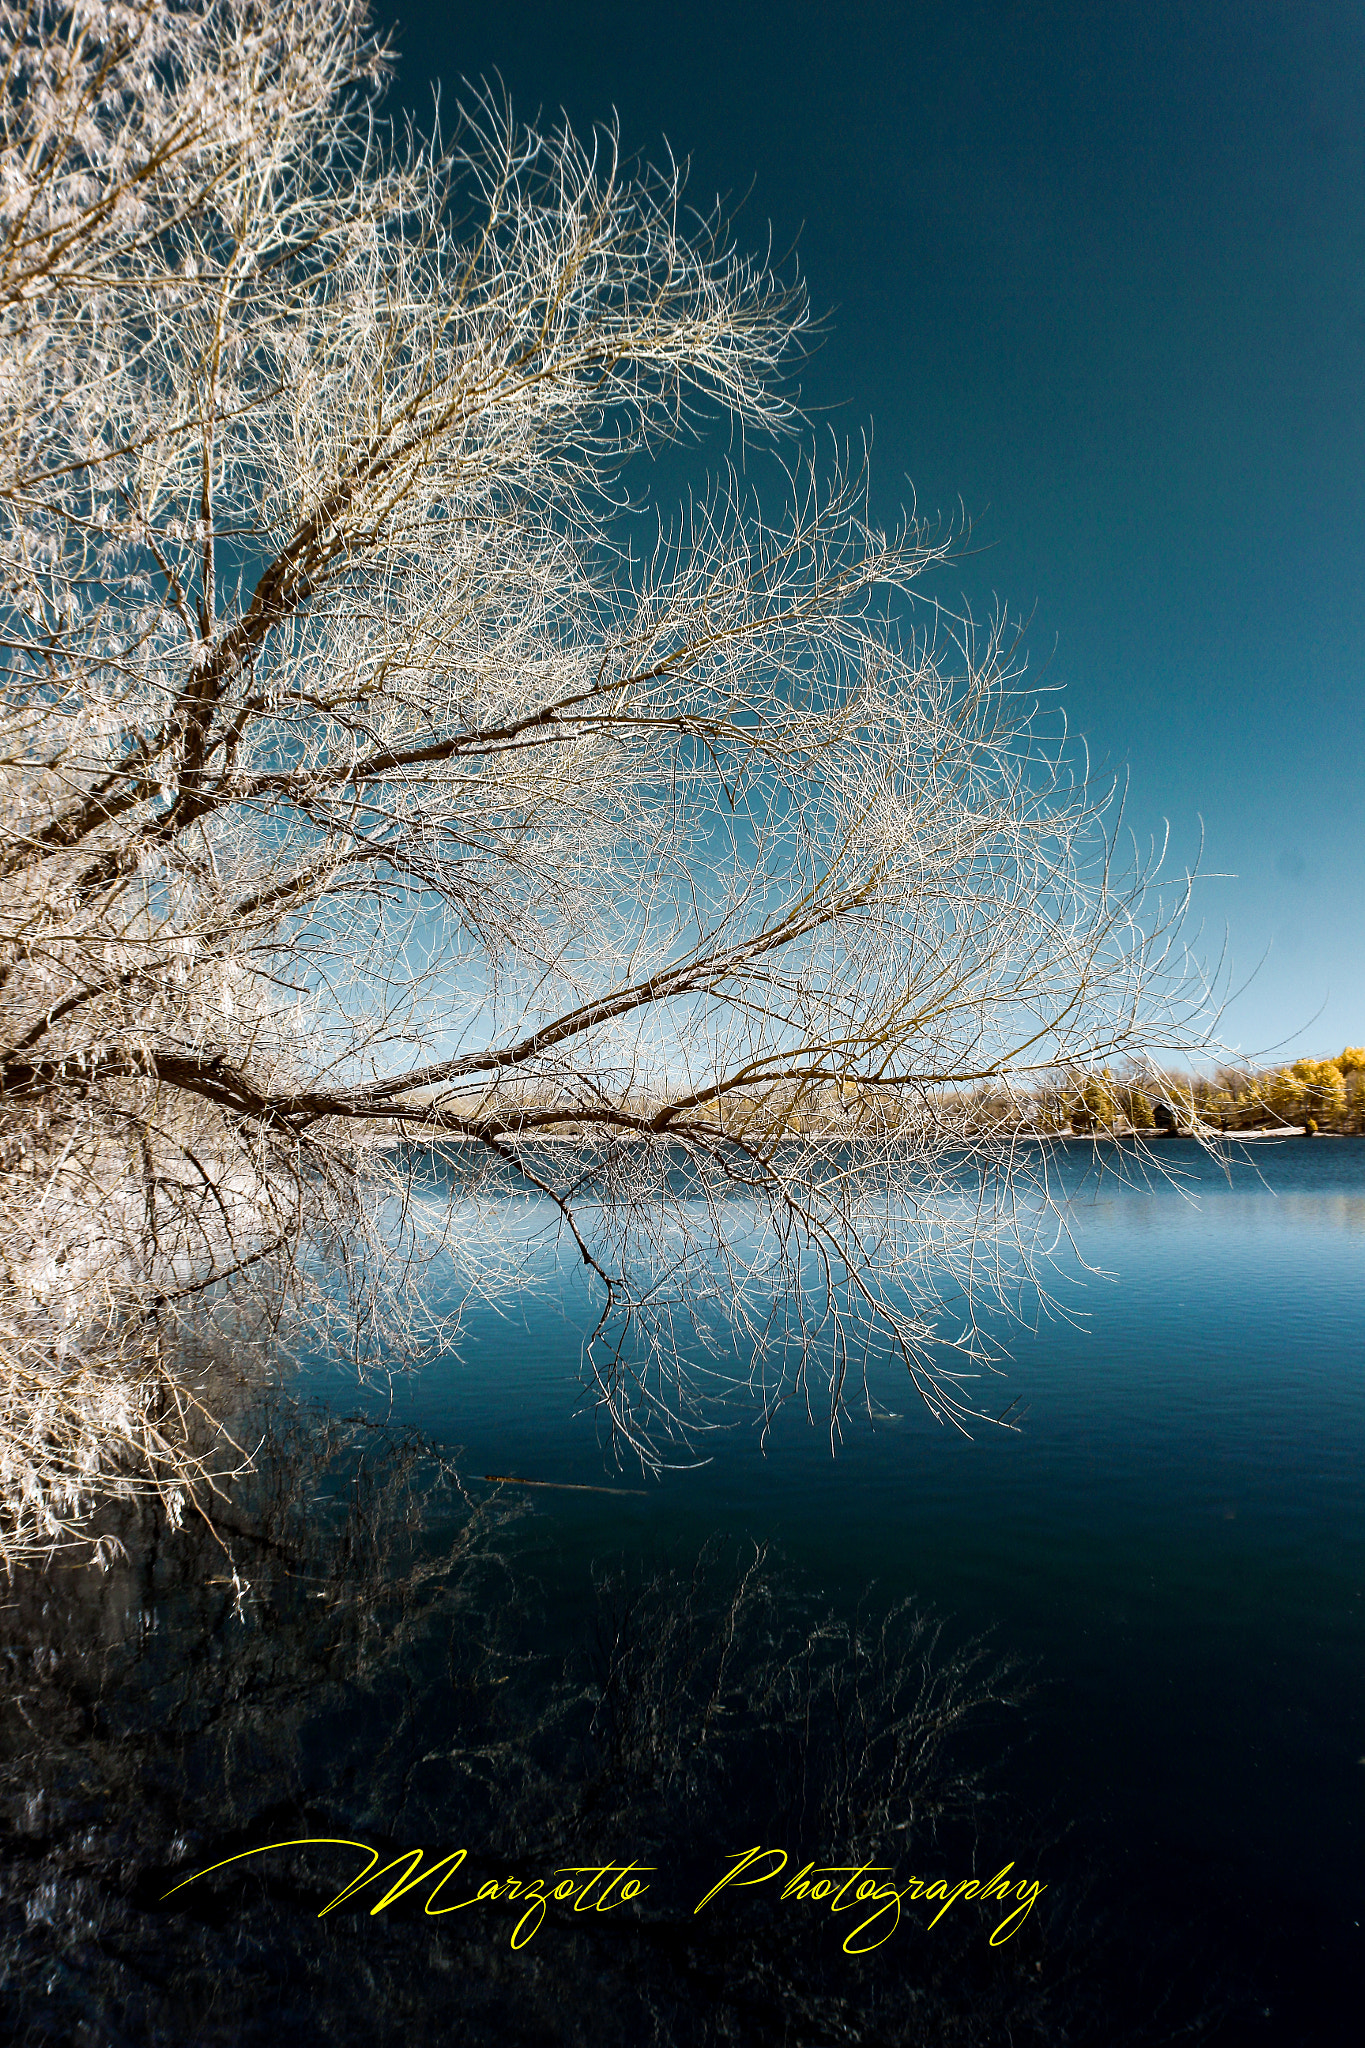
[0,1399,1219,2046]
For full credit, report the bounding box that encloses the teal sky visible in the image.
[382,0,1365,1062]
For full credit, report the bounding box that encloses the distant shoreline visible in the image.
[363,1122,1332,1150]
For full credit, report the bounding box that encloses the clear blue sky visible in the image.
[383,0,1365,1062]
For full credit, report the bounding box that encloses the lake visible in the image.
[2,1137,1361,2044]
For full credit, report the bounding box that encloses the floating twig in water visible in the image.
[480,1473,647,1496]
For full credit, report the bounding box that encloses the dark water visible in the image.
[312,1138,1365,2038]
[3,1139,1362,2043]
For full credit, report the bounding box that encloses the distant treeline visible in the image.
[966,1048,1365,1137]
[422,1049,1365,1142]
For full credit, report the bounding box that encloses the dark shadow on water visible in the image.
[0,1391,1253,2044]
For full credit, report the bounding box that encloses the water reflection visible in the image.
[9,1144,1363,2042]
[0,1392,1225,2046]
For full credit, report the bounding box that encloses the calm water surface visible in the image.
[300,1136,1365,2041]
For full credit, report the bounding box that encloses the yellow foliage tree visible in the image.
[1266,1069,1308,1124]
[1290,1059,1347,1126]
[1082,1074,1118,1129]
[1121,1086,1155,1129]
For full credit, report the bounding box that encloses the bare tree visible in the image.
[0,0,1208,1561]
